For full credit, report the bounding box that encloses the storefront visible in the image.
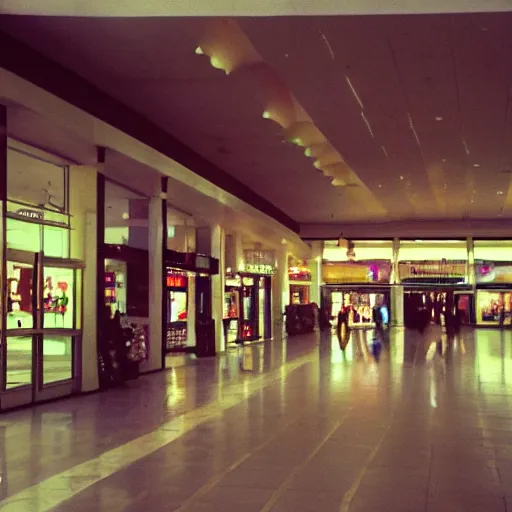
[235,249,274,342]
[1,145,84,411]
[399,261,472,326]
[474,257,512,326]
[398,240,471,326]
[165,250,219,354]
[289,261,312,305]
[322,259,392,328]
[224,274,241,345]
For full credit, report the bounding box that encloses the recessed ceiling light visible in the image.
[497,190,505,195]
[441,158,446,162]
[378,184,382,188]
[474,164,481,168]
[399,175,404,180]
[435,116,443,121]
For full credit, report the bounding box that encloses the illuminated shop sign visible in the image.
[398,260,467,281]
[288,266,311,281]
[322,261,391,284]
[16,208,44,221]
[475,261,512,284]
[242,263,275,275]
[166,273,188,288]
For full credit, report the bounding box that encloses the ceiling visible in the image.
[1,13,512,227]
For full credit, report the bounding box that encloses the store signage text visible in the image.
[399,260,466,279]
[16,208,44,221]
[243,263,275,275]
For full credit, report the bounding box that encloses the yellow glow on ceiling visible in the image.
[194,19,387,212]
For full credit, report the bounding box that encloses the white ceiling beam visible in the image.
[1,0,511,16]
[301,220,512,239]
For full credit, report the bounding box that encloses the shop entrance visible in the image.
[1,249,82,410]
[403,288,472,328]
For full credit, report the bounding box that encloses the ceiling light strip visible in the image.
[319,30,335,61]
[346,76,364,110]
[361,112,374,138]
[407,112,421,147]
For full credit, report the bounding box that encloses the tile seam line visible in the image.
[0,356,315,511]
[173,413,307,512]
[338,411,396,512]
[259,415,349,512]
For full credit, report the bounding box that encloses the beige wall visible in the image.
[69,165,99,392]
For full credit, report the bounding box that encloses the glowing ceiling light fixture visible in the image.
[122,212,130,220]
[262,111,271,120]
[290,137,304,147]
[210,55,229,74]
[399,175,404,181]
[304,147,313,157]
[497,190,505,195]
[473,163,481,168]
[435,116,443,121]
[313,160,322,169]
[195,46,204,55]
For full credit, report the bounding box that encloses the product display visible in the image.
[476,291,512,324]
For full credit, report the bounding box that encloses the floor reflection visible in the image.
[2,327,512,511]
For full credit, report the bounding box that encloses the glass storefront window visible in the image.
[43,335,73,384]
[43,225,69,258]
[476,291,512,325]
[6,260,34,330]
[105,260,127,316]
[6,218,41,252]
[6,336,32,389]
[43,267,74,329]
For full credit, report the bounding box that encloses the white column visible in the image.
[391,237,403,326]
[467,236,475,286]
[272,244,289,339]
[186,276,196,347]
[308,241,323,305]
[211,224,225,353]
[140,196,163,372]
[69,165,99,392]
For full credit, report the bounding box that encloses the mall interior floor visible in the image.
[1,326,512,511]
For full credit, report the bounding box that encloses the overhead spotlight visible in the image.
[474,164,481,168]
[304,148,313,157]
[122,212,130,220]
[194,46,204,55]
[262,111,271,119]
[313,160,322,169]
[399,175,404,180]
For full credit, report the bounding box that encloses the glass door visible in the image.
[1,249,38,409]
[0,252,83,410]
[36,258,82,403]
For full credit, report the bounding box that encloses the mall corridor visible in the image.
[0,328,512,511]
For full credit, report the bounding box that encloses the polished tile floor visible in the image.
[2,326,512,511]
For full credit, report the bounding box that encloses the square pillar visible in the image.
[211,225,225,353]
[140,195,164,372]
[69,163,100,392]
[272,244,289,340]
[308,241,323,306]
[467,236,475,286]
